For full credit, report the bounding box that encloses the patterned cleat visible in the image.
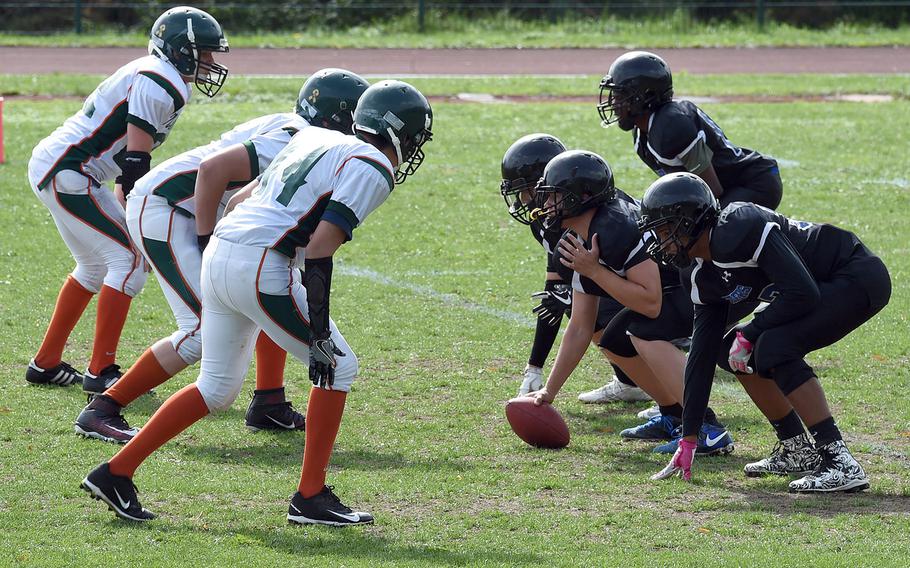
[578,376,652,404]
[637,405,661,420]
[74,395,138,444]
[743,433,821,477]
[621,414,681,441]
[245,387,305,432]
[788,440,869,493]
[518,365,543,397]
[83,364,123,396]
[653,423,735,456]
[287,486,374,526]
[25,359,82,387]
[80,462,155,522]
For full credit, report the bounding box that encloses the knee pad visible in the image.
[104,255,147,297]
[195,376,243,413]
[329,349,359,393]
[71,264,106,294]
[171,329,202,365]
[768,359,815,395]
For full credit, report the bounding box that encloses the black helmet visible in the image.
[353,80,433,184]
[534,150,616,230]
[597,51,672,131]
[638,172,719,269]
[296,68,370,134]
[500,133,567,225]
[148,6,229,97]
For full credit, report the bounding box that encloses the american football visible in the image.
[505,397,570,449]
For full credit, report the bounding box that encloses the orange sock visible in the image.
[105,348,174,407]
[34,276,94,369]
[89,285,133,374]
[108,383,209,479]
[298,387,347,498]
[254,332,287,391]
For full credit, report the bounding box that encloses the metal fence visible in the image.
[3,1,910,34]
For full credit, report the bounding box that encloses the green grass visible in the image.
[1,76,909,567]
[4,73,910,101]
[2,14,910,48]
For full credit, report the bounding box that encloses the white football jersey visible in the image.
[216,127,395,257]
[131,112,310,217]
[31,55,190,189]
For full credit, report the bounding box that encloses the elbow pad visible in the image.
[115,151,152,197]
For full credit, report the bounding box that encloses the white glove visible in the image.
[728,330,754,374]
[518,365,543,396]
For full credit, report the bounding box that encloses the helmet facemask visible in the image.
[186,19,229,98]
[389,114,432,184]
[500,177,538,225]
[639,207,715,269]
[533,185,597,231]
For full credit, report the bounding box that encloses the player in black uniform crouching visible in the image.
[598,50,783,211]
[642,172,890,493]
[523,150,733,455]
[500,134,649,403]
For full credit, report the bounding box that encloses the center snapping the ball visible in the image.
[505,397,570,449]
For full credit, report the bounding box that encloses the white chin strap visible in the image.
[385,127,403,166]
[186,17,198,74]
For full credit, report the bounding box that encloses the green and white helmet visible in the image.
[353,80,433,184]
[148,6,229,97]
[295,68,370,134]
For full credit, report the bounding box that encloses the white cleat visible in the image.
[578,376,651,403]
[637,405,661,420]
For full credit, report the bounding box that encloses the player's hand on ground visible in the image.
[558,232,600,278]
[523,387,555,407]
[728,330,754,373]
[309,336,345,388]
[531,284,571,324]
[651,438,697,481]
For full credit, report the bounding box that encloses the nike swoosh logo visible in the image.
[554,295,571,306]
[327,510,361,522]
[267,415,295,429]
[113,487,131,510]
[705,432,728,446]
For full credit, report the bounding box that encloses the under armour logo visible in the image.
[721,270,732,283]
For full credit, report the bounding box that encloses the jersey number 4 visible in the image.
[272,146,330,206]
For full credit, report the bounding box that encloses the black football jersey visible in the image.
[633,100,777,188]
[553,191,651,297]
[681,202,869,437]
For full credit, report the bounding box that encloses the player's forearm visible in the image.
[194,165,231,235]
[682,303,727,436]
[587,267,661,318]
[544,318,593,399]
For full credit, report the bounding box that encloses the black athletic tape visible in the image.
[304,256,333,339]
[115,151,151,197]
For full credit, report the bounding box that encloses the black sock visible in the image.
[808,416,842,448]
[770,410,804,441]
[614,365,636,386]
[658,403,683,419]
[704,407,722,427]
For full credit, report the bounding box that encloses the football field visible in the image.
[0,72,909,566]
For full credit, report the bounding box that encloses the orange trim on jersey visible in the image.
[334,154,394,181]
[38,97,128,189]
[269,189,334,253]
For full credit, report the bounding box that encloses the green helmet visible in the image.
[295,68,370,134]
[353,80,433,184]
[148,6,229,97]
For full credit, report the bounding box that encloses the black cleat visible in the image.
[25,359,82,386]
[287,486,374,526]
[83,364,122,397]
[80,462,155,522]
[74,395,138,444]
[245,387,305,432]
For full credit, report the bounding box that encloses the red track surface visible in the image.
[2,46,909,75]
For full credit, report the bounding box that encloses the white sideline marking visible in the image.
[337,264,535,328]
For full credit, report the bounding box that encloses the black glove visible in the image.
[531,281,572,325]
[197,233,212,253]
[309,334,346,388]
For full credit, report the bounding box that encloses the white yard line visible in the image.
[337,263,536,328]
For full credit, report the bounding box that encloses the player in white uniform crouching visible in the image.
[25,7,228,395]
[81,80,433,524]
[74,69,370,443]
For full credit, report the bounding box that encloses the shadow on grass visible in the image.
[108,518,543,566]
[727,485,910,518]
[179,441,472,474]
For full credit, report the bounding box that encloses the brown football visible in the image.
[505,397,570,449]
